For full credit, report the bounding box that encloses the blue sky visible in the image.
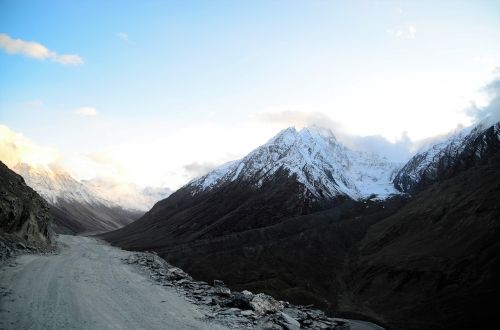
[1,0,500,188]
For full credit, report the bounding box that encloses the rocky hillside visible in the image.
[0,161,53,246]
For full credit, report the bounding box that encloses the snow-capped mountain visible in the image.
[394,119,500,193]
[14,163,114,207]
[188,126,400,201]
[14,163,170,212]
[11,163,169,234]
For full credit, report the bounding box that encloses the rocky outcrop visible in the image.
[0,161,56,263]
[0,161,53,245]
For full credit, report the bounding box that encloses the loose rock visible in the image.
[250,293,285,315]
[121,251,356,329]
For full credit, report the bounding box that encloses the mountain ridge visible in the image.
[188,126,400,201]
[13,163,148,234]
[394,120,500,193]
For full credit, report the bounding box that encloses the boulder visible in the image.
[242,290,253,296]
[212,279,231,296]
[166,267,191,280]
[250,293,285,315]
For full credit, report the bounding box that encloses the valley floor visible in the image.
[0,235,228,330]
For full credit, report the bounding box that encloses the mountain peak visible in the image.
[265,126,338,155]
[188,126,399,200]
[299,125,336,140]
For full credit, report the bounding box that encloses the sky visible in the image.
[1,0,500,189]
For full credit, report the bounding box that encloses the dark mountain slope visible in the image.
[0,161,53,245]
[103,168,323,249]
[346,152,500,329]
[147,196,407,312]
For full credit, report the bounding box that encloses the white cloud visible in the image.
[117,32,129,43]
[0,33,83,65]
[389,25,417,40]
[465,77,500,126]
[255,108,340,130]
[52,54,83,65]
[74,107,98,116]
[0,125,60,169]
[183,161,218,177]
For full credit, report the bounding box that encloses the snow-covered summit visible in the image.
[13,163,170,211]
[188,126,400,200]
[14,163,113,207]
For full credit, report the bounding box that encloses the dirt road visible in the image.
[0,235,227,330]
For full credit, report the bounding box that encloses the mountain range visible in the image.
[2,117,498,329]
[13,163,170,234]
[190,126,399,200]
[103,119,500,329]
